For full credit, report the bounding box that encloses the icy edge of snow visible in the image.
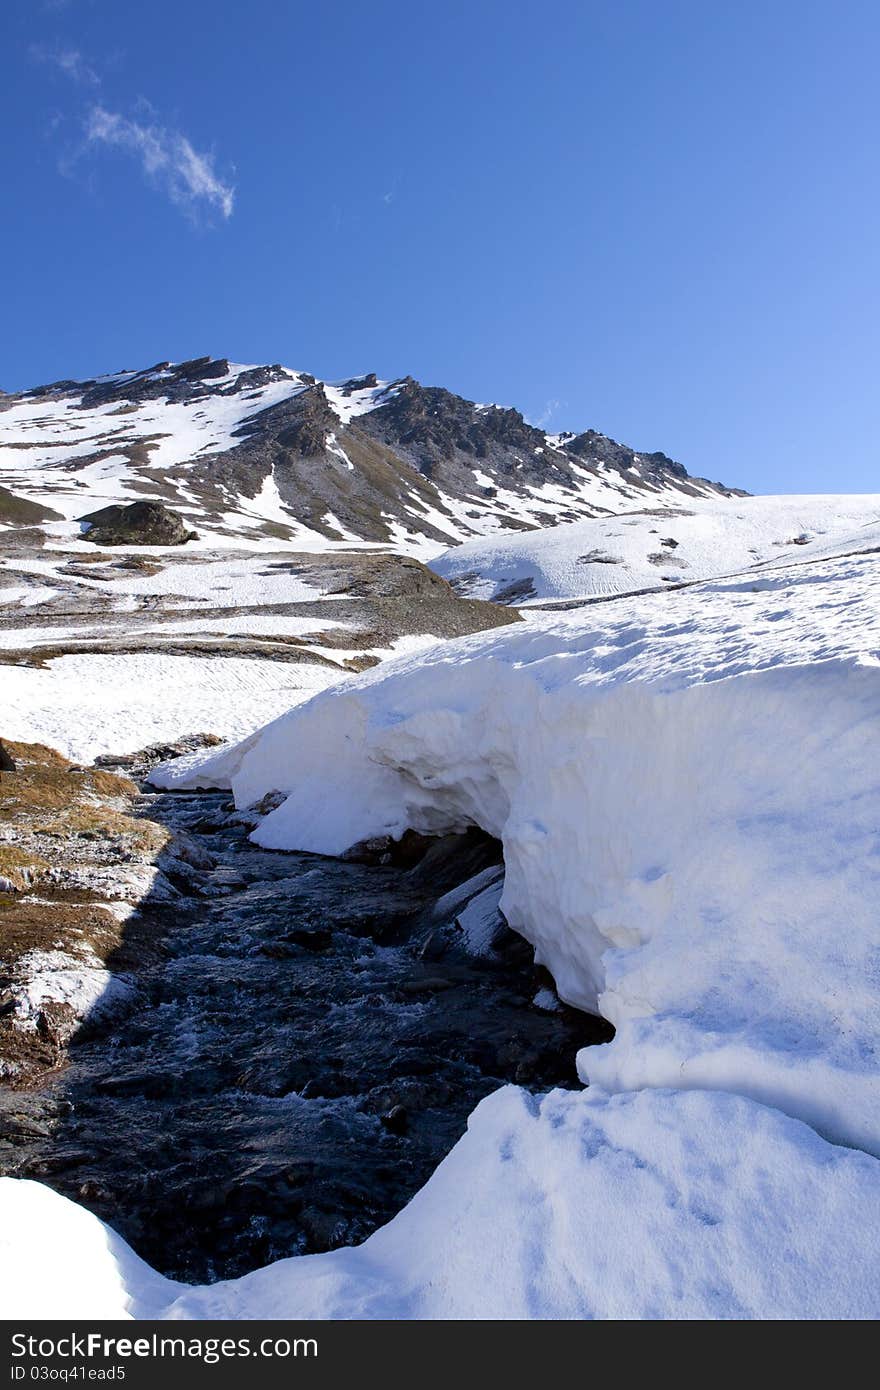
[4,1086,880,1320]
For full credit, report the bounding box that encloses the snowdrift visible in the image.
[5,546,880,1319]
[4,1086,880,1320]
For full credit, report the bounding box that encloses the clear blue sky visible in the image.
[3,1,878,492]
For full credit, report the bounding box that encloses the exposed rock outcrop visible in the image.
[80,501,197,547]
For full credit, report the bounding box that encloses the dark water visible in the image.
[0,786,611,1284]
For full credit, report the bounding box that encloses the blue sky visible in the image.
[3,0,878,492]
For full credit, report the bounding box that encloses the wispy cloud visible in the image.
[85,106,235,220]
[381,175,400,207]
[31,43,100,86]
[534,398,563,429]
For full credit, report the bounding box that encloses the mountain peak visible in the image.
[0,357,744,554]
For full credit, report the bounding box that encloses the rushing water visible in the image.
[0,782,611,1284]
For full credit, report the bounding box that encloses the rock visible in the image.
[418,927,449,962]
[80,501,197,547]
[381,1105,409,1135]
[399,976,454,994]
[340,829,435,868]
[167,831,216,871]
[492,577,537,605]
[177,356,230,382]
[284,927,333,952]
[100,733,223,781]
[340,835,395,866]
[251,790,288,817]
[298,1206,345,1248]
[647,548,689,567]
[275,385,336,456]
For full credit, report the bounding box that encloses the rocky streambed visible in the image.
[0,744,611,1284]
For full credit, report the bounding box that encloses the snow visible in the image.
[82,556,323,607]
[154,547,880,1162]
[322,378,401,425]
[0,364,308,523]
[0,1178,172,1321]
[10,949,136,1034]
[4,412,880,1317]
[0,613,353,649]
[532,988,560,1012]
[4,1085,880,1319]
[0,584,60,606]
[239,469,298,528]
[454,875,506,955]
[1,552,324,607]
[0,652,345,762]
[433,494,880,603]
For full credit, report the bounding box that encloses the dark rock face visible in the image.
[271,385,337,457]
[361,378,546,473]
[80,501,197,547]
[562,428,742,496]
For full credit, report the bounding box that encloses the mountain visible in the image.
[0,356,743,553]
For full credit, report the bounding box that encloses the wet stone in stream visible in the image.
[0,778,612,1284]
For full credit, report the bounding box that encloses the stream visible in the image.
[0,776,611,1284]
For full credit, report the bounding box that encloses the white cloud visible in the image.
[85,106,235,220]
[32,44,100,86]
[534,398,563,429]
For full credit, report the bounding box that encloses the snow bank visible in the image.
[0,1178,173,1320]
[4,1086,880,1319]
[155,552,880,1156]
[432,494,880,603]
[7,544,879,1320]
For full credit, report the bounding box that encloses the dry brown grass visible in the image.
[0,844,51,891]
[0,897,124,965]
[42,803,169,854]
[0,738,173,1086]
[2,740,69,770]
[88,768,139,799]
[0,739,166,851]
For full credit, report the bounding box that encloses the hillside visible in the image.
[0,356,740,554]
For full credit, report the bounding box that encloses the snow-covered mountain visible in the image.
[433,494,880,603]
[0,356,741,554]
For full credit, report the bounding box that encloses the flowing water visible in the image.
[0,780,611,1284]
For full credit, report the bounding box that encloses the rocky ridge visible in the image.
[0,357,744,552]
